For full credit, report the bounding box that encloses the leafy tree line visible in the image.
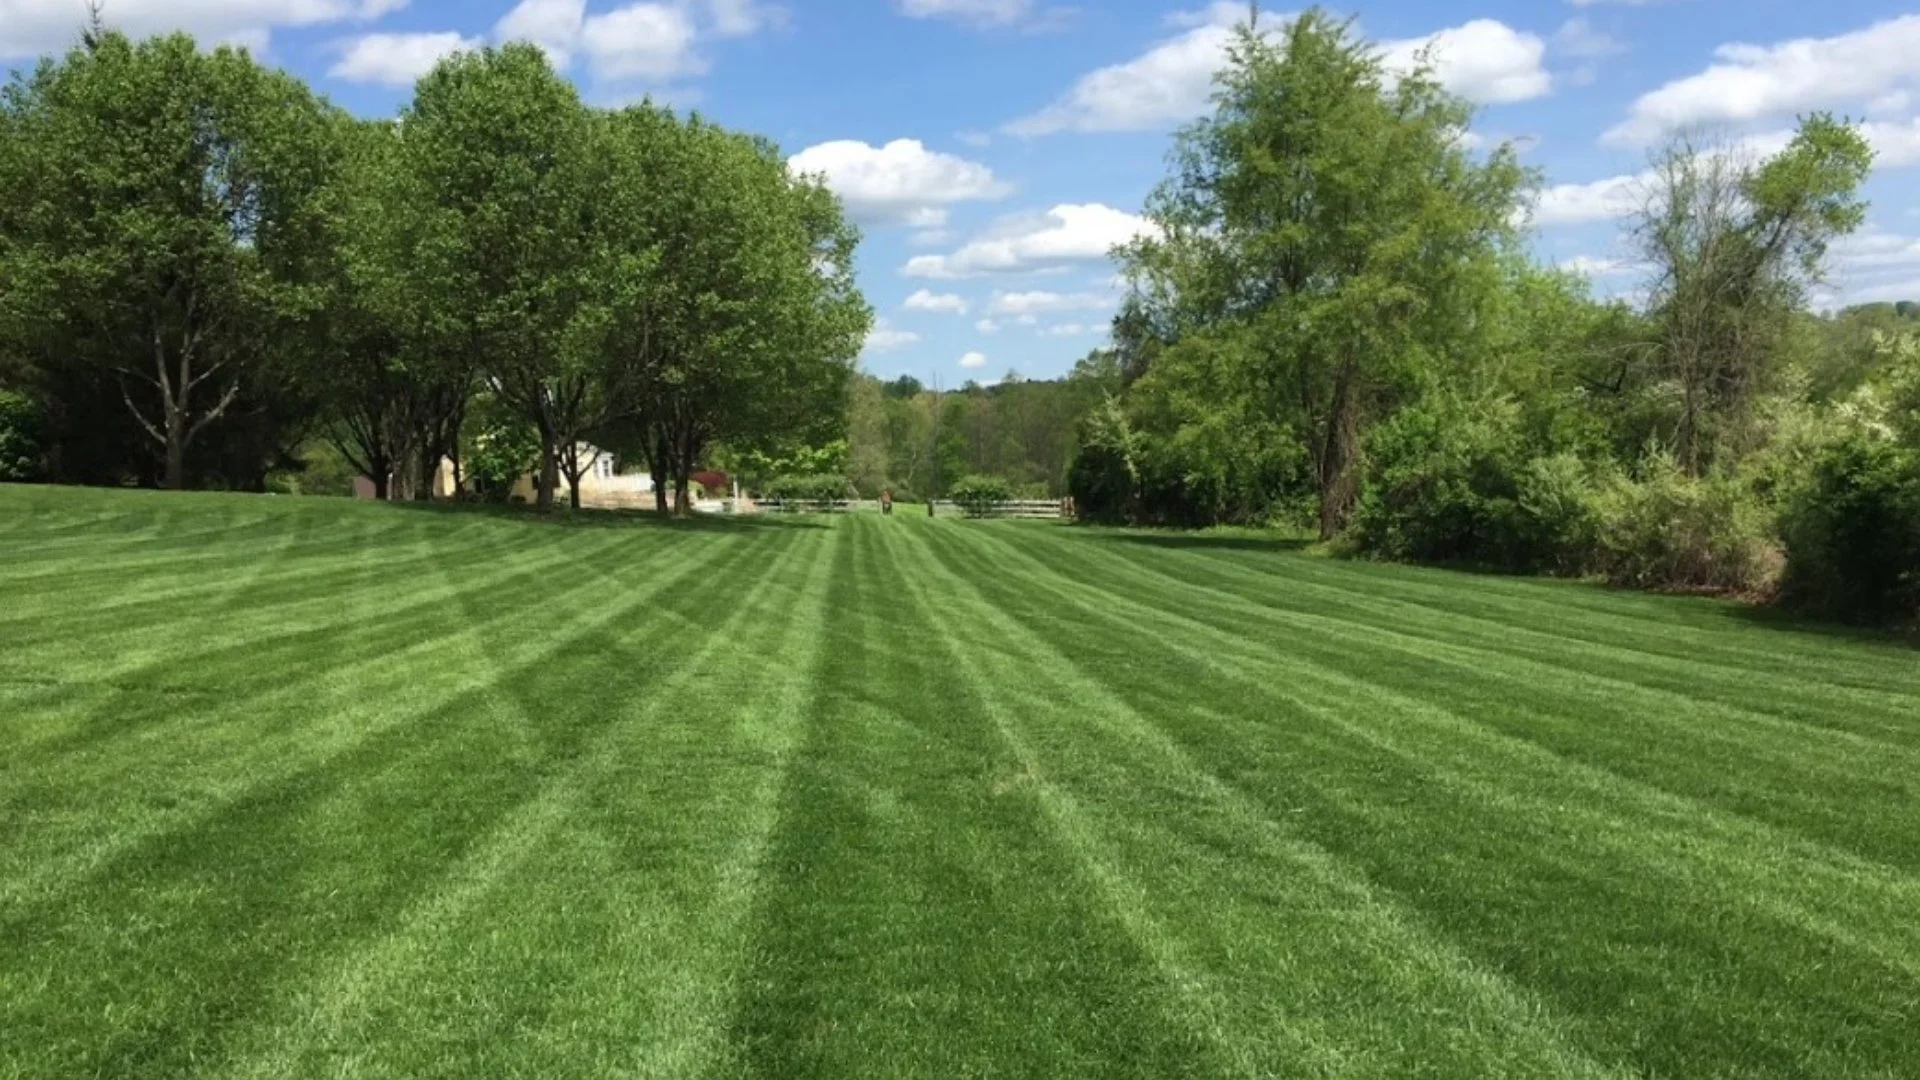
[0,27,869,512]
[837,355,1120,501]
[1069,9,1918,623]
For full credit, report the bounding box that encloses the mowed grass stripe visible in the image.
[0,524,731,923]
[1107,529,1918,695]
[941,522,1920,957]
[0,511,671,742]
[921,520,1920,1078]
[983,523,1920,871]
[721,516,1218,1079]
[891,517,1628,1079]
[5,488,1920,1080]
[1,520,773,1077]
[214,524,837,1080]
[1074,530,1920,739]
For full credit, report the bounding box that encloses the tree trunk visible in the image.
[372,468,390,501]
[538,444,559,511]
[415,441,437,501]
[163,404,186,491]
[674,475,691,516]
[650,431,671,514]
[1316,364,1360,541]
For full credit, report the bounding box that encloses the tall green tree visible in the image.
[0,32,340,489]
[1636,116,1872,473]
[631,116,869,514]
[1118,9,1531,536]
[399,44,594,510]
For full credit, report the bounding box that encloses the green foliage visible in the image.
[463,393,541,502]
[265,439,358,497]
[1118,7,1532,536]
[0,30,341,489]
[0,389,43,481]
[947,473,1013,514]
[1068,395,1141,524]
[760,473,852,503]
[1513,453,1606,576]
[1590,452,1778,593]
[1779,435,1920,623]
[1349,397,1532,568]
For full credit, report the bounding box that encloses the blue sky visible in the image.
[6,0,1920,383]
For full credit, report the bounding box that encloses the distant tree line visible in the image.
[1066,9,1919,623]
[833,357,1119,501]
[0,26,869,512]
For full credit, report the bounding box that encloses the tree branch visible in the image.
[186,379,242,443]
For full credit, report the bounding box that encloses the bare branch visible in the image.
[186,379,242,442]
[119,384,166,446]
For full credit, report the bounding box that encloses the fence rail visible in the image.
[748,498,1070,519]
[934,499,1070,520]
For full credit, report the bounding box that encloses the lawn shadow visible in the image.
[1720,603,1919,653]
[389,500,831,532]
[1080,528,1314,556]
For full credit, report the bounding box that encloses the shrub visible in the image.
[1068,396,1140,523]
[1590,451,1778,593]
[948,474,1012,516]
[1349,397,1562,570]
[1779,435,1920,622]
[0,391,44,483]
[1513,453,1605,576]
[761,473,852,504]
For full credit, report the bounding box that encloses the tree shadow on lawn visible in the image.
[390,500,830,532]
[1721,603,1919,653]
[1086,525,1920,653]
[1078,528,1314,556]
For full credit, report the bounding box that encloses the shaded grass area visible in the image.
[2,486,1918,1078]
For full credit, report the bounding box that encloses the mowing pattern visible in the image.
[2,487,1918,1079]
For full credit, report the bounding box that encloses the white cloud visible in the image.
[1861,117,1920,168]
[329,32,478,86]
[903,289,970,315]
[865,317,921,354]
[1824,229,1920,303]
[1531,171,1647,226]
[1039,322,1101,337]
[495,0,586,66]
[0,0,404,60]
[1009,9,1548,136]
[702,0,777,38]
[1380,20,1552,105]
[580,3,703,81]
[1871,90,1914,116]
[895,0,1028,25]
[1606,15,1920,146]
[1553,17,1624,61]
[959,350,990,369]
[975,318,1002,334]
[787,139,1010,226]
[1003,6,1239,135]
[956,130,992,148]
[492,0,769,79]
[1559,255,1638,278]
[986,289,1116,316]
[904,203,1154,279]
[1532,118,1920,230]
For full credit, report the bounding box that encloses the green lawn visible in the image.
[3,487,1918,1079]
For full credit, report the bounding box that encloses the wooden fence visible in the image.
[749,498,1070,520]
[933,500,1070,520]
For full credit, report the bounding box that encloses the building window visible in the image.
[596,457,614,479]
